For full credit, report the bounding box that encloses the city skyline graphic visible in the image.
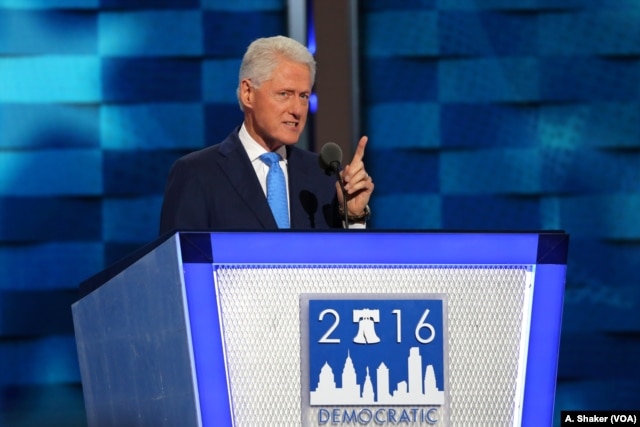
[310,346,444,406]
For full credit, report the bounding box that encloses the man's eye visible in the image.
[300,94,310,100]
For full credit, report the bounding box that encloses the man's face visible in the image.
[241,59,312,151]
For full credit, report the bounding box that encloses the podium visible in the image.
[72,231,568,426]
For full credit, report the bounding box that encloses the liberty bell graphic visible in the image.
[353,308,381,344]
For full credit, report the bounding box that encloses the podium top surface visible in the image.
[179,230,569,265]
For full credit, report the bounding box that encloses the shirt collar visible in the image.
[239,123,287,163]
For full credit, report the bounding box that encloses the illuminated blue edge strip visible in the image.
[522,264,566,426]
[181,232,565,426]
[183,263,233,427]
[206,231,542,264]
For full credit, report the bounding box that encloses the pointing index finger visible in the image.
[351,136,368,163]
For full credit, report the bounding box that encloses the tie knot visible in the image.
[260,152,281,166]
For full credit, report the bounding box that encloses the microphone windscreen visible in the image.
[319,142,343,173]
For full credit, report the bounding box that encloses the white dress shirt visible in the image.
[238,123,290,208]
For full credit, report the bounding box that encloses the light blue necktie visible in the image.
[260,152,290,229]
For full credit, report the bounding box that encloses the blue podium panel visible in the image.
[73,231,568,427]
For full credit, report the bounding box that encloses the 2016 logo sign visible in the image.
[308,299,446,407]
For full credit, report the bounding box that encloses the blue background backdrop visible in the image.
[0,0,638,425]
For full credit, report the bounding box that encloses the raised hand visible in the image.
[336,136,374,218]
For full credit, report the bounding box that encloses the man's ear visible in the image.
[240,79,253,109]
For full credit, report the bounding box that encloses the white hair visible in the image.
[236,35,316,110]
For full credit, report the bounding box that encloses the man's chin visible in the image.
[279,133,302,145]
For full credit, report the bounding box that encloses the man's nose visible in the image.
[289,96,307,115]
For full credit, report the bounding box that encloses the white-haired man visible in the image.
[160,36,373,233]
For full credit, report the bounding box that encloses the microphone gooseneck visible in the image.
[319,142,349,228]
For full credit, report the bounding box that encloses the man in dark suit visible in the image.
[159,36,374,234]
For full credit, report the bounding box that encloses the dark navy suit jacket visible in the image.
[159,129,341,234]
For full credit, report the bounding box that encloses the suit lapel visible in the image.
[217,133,278,229]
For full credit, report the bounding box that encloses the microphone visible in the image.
[319,142,343,175]
[319,142,349,228]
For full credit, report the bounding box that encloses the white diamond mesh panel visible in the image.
[214,265,530,427]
